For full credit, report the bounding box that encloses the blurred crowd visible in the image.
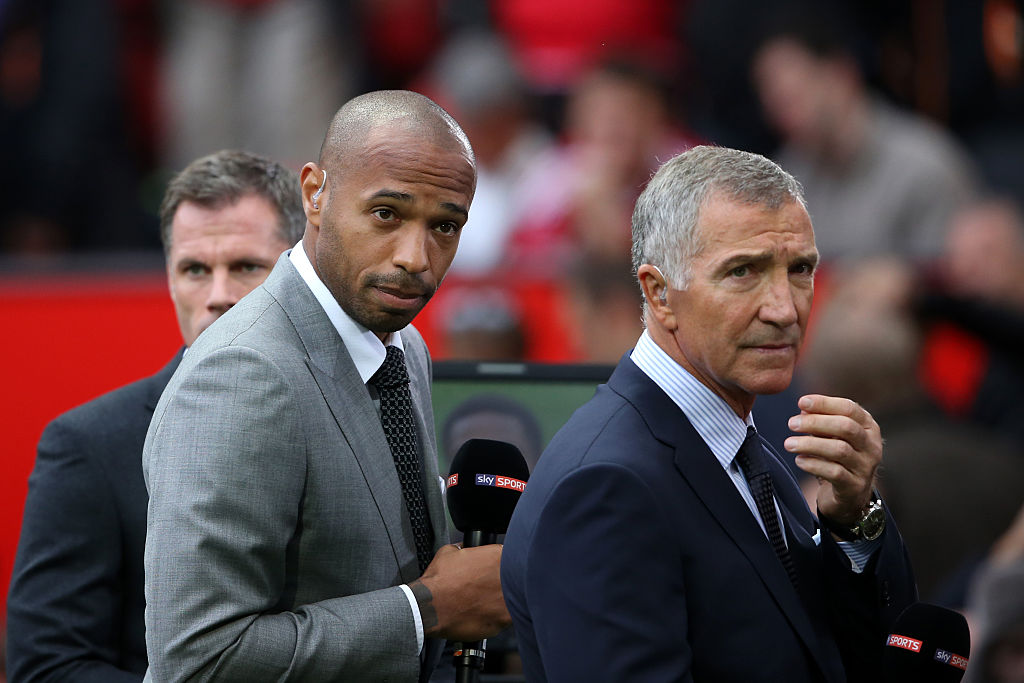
[2,0,1024,679]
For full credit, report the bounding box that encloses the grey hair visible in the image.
[631,145,806,290]
[159,149,305,256]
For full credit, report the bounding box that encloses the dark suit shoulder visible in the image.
[40,353,181,461]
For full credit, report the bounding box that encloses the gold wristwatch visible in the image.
[821,490,886,542]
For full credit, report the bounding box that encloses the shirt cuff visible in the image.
[836,536,883,573]
[399,583,425,653]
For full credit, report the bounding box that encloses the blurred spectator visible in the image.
[422,30,554,277]
[159,0,352,170]
[0,0,158,253]
[490,0,681,96]
[945,198,1024,309]
[437,285,527,361]
[917,197,1024,447]
[680,0,782,154]
[964,508,1024,683]
[564,257,642,363]
[752,7,978,267]
[507,58,696,277]
[940,1,1024,210]
[799,259,1024,605]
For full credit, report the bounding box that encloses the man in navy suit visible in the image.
[6,150,304,682]
[501,145,917,682]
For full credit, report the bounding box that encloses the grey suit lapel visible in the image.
[265,255,422,583]
[403,336,449,552]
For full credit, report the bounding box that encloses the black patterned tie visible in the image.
[370,346,435,573]
[735,426,799,588]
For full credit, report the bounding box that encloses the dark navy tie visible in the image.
[370,346,435,573]
[735,426,799,588]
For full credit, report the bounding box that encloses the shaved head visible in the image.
[319,90,475,184]
[301,89,477,338]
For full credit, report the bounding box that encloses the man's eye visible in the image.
[372,208,396,221]
[184,264,206,276]
[434,222,460,236]
[729,265,750,277]
[791,263,814,275]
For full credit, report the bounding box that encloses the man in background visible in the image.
[142,90,508,682]
[6,149,303,682]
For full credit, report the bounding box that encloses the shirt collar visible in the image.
[629,329,754,471]
[288,243,404,383]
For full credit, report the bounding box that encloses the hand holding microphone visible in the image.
[406,439,527,681]
[445,438,530,683]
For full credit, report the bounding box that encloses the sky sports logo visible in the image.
[934,649,969,671]
[475,473,527,492]
[886,634,922,653]
[445,473,527,492]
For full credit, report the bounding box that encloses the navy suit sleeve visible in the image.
[523,462,692,683]
[6,418,143,683]
[820,507,918,683]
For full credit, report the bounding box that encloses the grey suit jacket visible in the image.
[142,254,449,682]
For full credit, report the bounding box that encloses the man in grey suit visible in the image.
[142,90,509,682]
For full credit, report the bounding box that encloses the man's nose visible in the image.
[759,273,799,327]
[392,224,430,274]
[206,269,241,314]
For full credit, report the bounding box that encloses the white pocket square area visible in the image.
[812,528,822,546]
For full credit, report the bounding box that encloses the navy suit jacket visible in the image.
[7,351,183,682]
[501,355,916,682]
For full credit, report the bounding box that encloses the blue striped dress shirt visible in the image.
[630,330,879,572]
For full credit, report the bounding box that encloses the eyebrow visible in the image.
[369,189,469,220]
[718,249,820,271]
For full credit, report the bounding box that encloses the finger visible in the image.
[792,453,852,485]
[797,394,873,428]
[784,434,880,474]
[788,413,868,448]
[434,543,460,558]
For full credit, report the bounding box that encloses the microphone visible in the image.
[882,601,971,683]
[445,438,529,683]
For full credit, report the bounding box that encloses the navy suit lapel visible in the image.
[766,442,847,682]
[608,358,840,682]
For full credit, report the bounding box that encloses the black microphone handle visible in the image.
[453,529,499,683]
[462,529,498,549]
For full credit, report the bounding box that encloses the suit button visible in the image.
[881,580,892,607]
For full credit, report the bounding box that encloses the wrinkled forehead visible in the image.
[695,194,816,252]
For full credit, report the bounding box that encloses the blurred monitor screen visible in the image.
[432,361,615,476]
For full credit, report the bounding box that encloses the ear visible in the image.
[300,162,326,226]
[637,264,678,331]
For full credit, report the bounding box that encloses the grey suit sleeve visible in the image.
[7,420,143,683]
[143,346,420,682]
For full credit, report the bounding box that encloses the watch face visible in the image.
[860,503,886,541]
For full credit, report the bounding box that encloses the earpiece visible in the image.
[311,170,327,209]
[651,265,670,304]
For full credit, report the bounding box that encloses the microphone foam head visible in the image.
[446,438,529,533]
[882,602,971,683]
